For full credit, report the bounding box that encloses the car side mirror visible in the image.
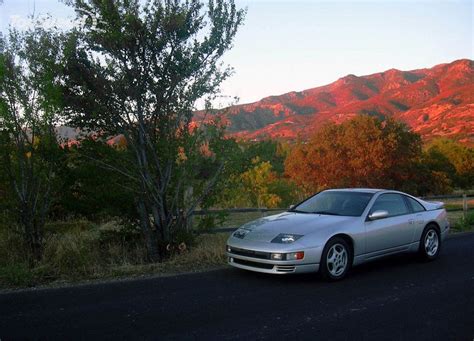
[368,210,389,220]
[289,204,295,210]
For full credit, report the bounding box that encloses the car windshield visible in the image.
[290,191,374,217]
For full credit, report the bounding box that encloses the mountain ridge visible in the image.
[201,59,474,145]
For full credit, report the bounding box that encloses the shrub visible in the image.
[45,220,96,235]
[195,212,228,230]
[167,233,228,267]
[98,220,142,247]
[0,228,29,266]
[0,218,229,288]
[98,220,146,265]
[454,212,474,232]
[0,263,35,287]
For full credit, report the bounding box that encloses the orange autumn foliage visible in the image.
[285,116,422,193]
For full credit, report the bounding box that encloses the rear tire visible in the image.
[320,237,352,281]
[419,224,441,261]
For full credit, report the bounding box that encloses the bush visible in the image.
[98,220,142,247]
[40,220,148,279]
[53,141,137,222]
[98,220,146,265]
[195,212,228,230]
[0,218,229,289]
[167,233,228,267]
[0,263,35,287]
[0,228,29,266]
[45,219,96,235]
[454,212,474,232]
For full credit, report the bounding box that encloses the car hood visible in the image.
[234,212,358,243]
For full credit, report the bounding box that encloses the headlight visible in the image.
[271,233,303,244]
[271,253,284,260]
[287,251,305,260]
[233,228,250,239]
[271,252,304,260]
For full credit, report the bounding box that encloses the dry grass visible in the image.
[447,210,473,229]
[0,218,230,289]
[108,233,229,278]
[1,209,471,289]
[443,198,474,211]
[451,211,474,232]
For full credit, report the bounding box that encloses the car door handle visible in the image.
[408,219,415,225]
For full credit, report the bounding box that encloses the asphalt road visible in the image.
[1,233,474,340]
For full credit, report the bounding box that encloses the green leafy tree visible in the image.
[240,157,282,208]
[53,139,136,220]
[239,140,287,174]
[216,141,299,209]
[424,138,474,189]
[0,27,65,260]
[61,0,245,261]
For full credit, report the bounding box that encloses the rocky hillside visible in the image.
[203,59,473,145]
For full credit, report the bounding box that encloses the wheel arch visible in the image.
[424,221,441,234]
[327,233,354,255]
[419,220,442,260]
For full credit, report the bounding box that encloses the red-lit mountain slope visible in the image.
[204,59,474,145]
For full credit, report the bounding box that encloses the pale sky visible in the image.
[1,0,472,108]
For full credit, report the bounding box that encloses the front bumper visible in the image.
[226,245,320,274]
[226,235,323,275]
[227,254,319,274]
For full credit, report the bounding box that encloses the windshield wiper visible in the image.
[313,211,341,216]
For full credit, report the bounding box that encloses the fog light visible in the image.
[287,251,304,260]
[271,253,284,260]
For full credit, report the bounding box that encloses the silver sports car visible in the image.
[226,189,449,280]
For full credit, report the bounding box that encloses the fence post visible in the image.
[261,207,267,217]
[463,194,468,218]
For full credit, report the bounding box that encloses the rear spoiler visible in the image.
[419,199,445,210]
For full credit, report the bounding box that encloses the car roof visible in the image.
[324,188,385,194]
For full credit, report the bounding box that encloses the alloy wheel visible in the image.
[326,243,348,277]
[424,229,439,257]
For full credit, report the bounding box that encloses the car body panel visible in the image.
[226,189,450,275]
[364,214,413,253]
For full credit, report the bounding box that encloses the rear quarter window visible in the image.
[406,196,426,213]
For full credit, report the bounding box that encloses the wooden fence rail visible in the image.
[192,193,473,233]
[194,193,473,216]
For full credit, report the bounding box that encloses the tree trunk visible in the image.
[137,198,161,262]
[20,203,43,263]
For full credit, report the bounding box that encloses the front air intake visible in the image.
[276,265,296,273]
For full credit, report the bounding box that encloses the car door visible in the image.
[404,195,426,240]
[364,193,414,254]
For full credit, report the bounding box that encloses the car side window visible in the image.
[406,196,425,213]
[370,194,409,217]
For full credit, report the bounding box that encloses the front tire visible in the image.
[320,237,352,281]
[419,224,441,261]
